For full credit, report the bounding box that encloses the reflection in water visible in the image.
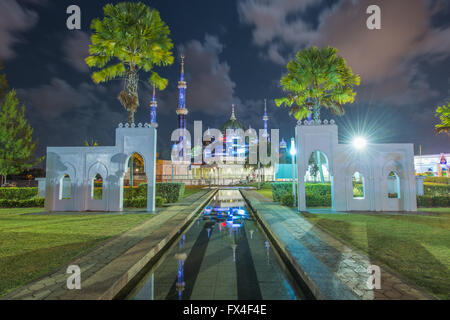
[130,189,300,300]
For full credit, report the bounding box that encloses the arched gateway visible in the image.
[44,123,157,212]
[295,120,417,212]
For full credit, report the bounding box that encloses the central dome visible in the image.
[221,104,246,132]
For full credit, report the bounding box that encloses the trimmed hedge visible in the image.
[417,195,450,207]
[423,183,450,196]
[281,193,295,207]
[423,176,450,184]
[0,187,38,200]
[0,197,44,208]
[123,182,185,203]
[271,182,332,204]
[123,196,166,208]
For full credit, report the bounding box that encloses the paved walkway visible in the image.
[4,189,216,300]
[241,190,433,300]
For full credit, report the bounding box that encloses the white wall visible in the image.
[296,120,417,212]
[44,123,157,212]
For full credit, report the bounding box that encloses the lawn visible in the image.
[183,186,204,199]
[0,208,150,297]
[303,208,450,299]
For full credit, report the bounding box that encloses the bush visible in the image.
[417,195,450,207]
[156,182,185,203]
[0,197,44,208]
[423,183,450,196]
[124,196,166,208]
[123,182,185,203]
[423,176,450,184]
[281,193,295,207]
[0,187,38,200]
[271,182,294,202]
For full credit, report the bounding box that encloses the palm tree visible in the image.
[276,46,360,121]
[86,2,174,124]
[435,103,450,135]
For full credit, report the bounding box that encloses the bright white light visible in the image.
[290,138,296,156]
[352,136,367,150]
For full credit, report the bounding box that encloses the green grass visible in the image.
[303,208,450,299]
[183,186,204,199]
[0,208,150,297]
[255,184,273,199]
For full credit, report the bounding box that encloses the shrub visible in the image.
[271,182,294,202]
[123,182,185,203]
[124,196,166,208]
[156,182,185,203]
[0,187,38,200]
[423,176,450,184]
[281,193,295,207]
[305,194,331,207]
[423,183,450,196]
[417,195,450,207]
[0,197,44,208]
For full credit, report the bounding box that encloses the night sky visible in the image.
[1,0,449,163]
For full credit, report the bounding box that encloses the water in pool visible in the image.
[129,189,301,300]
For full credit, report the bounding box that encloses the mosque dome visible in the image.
[221,104,246,132]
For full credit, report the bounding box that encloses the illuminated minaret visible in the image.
[262,99,269,138]
[150,85,157,124]
[176,54,188,130]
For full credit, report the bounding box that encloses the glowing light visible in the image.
[352,136,367,150]
[289,138,296,156]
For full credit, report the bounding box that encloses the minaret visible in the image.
[150,85,157,124]
[176,54,188,130]
[262,99,269,138]
[230,104,236,121]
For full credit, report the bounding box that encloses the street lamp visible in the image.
[352,136,367,150]
[290,138,297,207]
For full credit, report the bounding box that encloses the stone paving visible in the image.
[4,189,216,300]
[241,190,434,300]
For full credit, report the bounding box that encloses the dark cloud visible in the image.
[159,35,239,116]
[17,78,108,118]
[0,0,41,59]
[239,0,450,106]
[63,31,90,73]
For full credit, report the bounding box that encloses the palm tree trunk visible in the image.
[128,111,135,124]
[313,101,320,122]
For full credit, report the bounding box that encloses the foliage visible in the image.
[435,102,450,134]
[280,193,295,207]
[84,139,99,147]
[0,187,38,200]
[86,2,174,123]
[0,198,44,208]
[0,90,44,183]
[271,182,332,205]
[417,195,450,207]
[424,176,450,184]
[124,196,165,208]
[423,183,450,196]
[0,59,8,102]
[123,182,185,203]
[276,46,360,121]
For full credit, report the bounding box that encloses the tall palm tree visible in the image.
[276,46,360,121]
[435,103,450,135]
[86,2,174,124]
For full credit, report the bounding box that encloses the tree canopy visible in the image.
[86,2,174,123]
[0,59,9,103]
[276,46,360,121]
[0,90,43,183]
[435,102,450,135]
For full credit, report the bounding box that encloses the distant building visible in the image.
[414,153,449,176]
